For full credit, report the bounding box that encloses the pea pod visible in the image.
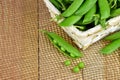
[62,0,84,17]
[75,0,97,16]
[100,38,120,55]
[110,8,120,17]
[83,4,96,24]
[49,0,62,10]
[43,30,83,58]
[104,31,120,40]
[98,0,110,20]
[98,0,110,28]
[59,15,82,26]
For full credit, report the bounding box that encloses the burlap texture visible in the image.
[0,0,120,80]
[0,0,38,80]
[39,0,120,80]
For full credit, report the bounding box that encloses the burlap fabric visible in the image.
[39,0,120,80]
[0,0,120,80]
[0,0,38,80]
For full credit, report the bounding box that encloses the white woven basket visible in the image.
[44,0,120,50]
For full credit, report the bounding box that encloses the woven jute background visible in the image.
[0,0,120,80]
[0,0,38,80]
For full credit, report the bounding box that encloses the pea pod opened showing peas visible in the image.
[42,30,83,58]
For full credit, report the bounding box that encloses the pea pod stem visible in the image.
[42,30,83,58]
[109,0,117,8]
[75,26,86,31]
[100,38,120,55]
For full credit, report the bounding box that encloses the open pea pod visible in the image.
[43,30,83,58]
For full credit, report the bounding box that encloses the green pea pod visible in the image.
[100,38,120,55]
[62,0,84,17]
[104,31,120,40]
[110,8,120,17]
[43,30,83,58]
[98,0,110,28]
[50,0,62,10]
[83,4,96,24]
[59,15,82,26]
[98,0,110,20]
[75,0,97,16]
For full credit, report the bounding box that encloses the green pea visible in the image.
[75,0,97,16]
[78,62,85,69]
[72,66,80,73]
[62,0,84,17]
[100,38,120,55]
[104,31,120,40]
[64,60,71,66]
[61,47,66,51]
[42,30,83,58]
[53,39,57,44]
[70,53,75,58]
[110,8,120,17]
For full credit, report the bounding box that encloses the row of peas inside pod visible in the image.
[42,30,120,73]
